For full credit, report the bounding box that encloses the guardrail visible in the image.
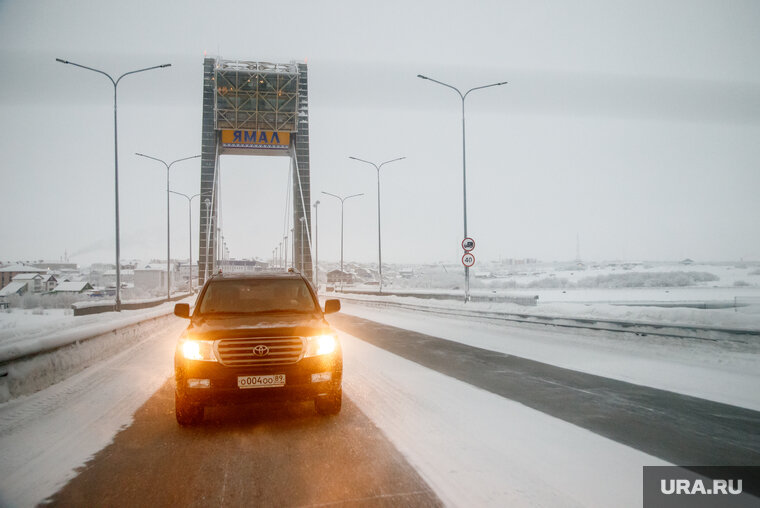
[72,292,194,316]
[333,288,539,306]
[0,300,192,402]
[335,294,760,345]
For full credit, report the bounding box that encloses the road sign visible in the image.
[462,237,475,251]
[462,252,475,267]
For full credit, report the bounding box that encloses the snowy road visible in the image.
[0,304,758,506]
[47,380,440,507]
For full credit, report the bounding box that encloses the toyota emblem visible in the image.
[253,345,269,357]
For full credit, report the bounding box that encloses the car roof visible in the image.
[208,271,306,281]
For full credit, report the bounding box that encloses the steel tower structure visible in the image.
[198,58,312,284]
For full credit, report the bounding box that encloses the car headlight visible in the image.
[180,339,217,362]
[304,333,338,358]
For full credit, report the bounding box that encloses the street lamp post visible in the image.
[299,216,306,272]
[417,74,507,302]
[56,58,171,310]
[321,191,364,284]
[313,200,320,289]
[204,198,212,283]
[136,153,200,300]
[169,191,201,290]
[283,235,289,270]
[290,228,295,270]
[349,156,405,293]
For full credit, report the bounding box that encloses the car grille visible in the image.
[216,336,305,367]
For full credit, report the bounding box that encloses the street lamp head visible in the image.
[160,64,172,68]
[55,58,69,64]
[417,74,429,80]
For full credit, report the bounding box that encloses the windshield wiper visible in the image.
[199,309,313,316]
[255,308,312,314]
[198,311,250,316]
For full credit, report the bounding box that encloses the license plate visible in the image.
[237,374,286,389]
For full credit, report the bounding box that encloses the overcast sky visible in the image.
[1,0,759,267]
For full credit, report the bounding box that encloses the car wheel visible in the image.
[175,390,204,425]
[315,388,342,416]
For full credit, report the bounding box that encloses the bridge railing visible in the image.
[72,292,194,316]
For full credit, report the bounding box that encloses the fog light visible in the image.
[311,372,332,383]
[187,378,211,388]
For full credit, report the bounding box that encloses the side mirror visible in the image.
[174,303,191,319]
[324,299,341,314]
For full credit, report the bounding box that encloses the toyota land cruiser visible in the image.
[172,272,342,425]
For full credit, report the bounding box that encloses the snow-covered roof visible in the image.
[51,281,93,293]
[0,264,47,273]
[12,273,43,281]
[40,274,57,282]
[0,281,28,297]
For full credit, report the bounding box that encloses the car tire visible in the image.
[315,388,342,416]
[175,390,204,425]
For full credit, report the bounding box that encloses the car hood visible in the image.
[187,313,329,338]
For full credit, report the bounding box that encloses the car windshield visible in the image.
[198,278,318,315]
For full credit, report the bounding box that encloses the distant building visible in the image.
[91,263,116,271]
[399,268,415,279]
[0,264,47,290]
[103,269,135,288]
[327,270,354,284]
[12,273,44,293]
[178,263,199,288]
[40,274,58,292]
[222,259,267,273]
[680,258,695,265]
[352,267,376,282]
[135,265,173,291]
[500,258,538,266]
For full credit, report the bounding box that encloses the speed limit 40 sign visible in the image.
[462,252,475,267]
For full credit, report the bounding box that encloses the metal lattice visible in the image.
[214,60,299,132]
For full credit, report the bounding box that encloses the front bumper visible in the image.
[175,353,342,407]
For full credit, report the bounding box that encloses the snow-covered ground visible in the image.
[336,290,760,331]
[365,261,760,304]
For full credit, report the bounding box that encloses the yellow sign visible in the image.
[221,130,290,150]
